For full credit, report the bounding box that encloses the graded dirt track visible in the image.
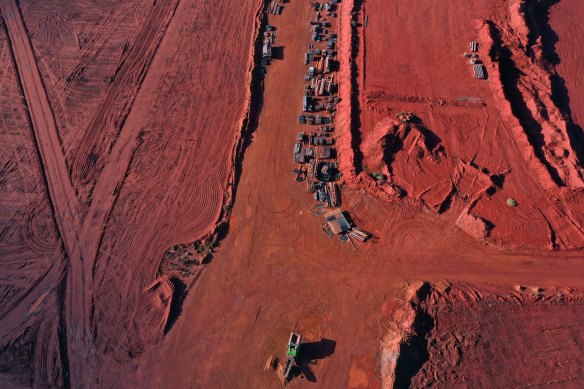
[0,10,65,387]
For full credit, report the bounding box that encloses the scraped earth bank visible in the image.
[380,282,584,388]
[550,0,584,136]
[340,0,584,250]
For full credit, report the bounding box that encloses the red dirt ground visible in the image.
[550,0,584,143]
[1,0,261,386]
[0,0,583,388]
[340,0,584,250]
[380,282,584,388]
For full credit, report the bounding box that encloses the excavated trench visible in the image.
[349,0,364,173]
[393,283,435,389]
[524,0,584,166]
[487,20,566,186]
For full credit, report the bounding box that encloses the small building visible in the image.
[304,147,315,159]
[312,135,333,146]
[327,39,335,50]
[326,182,339,206]
[315,187,328,203]
[470,41,478,52]
[294,149,305,164]
[262,37,272,60]
[293,143,302,154]
[324,209,351,235]
[307,159,318,179]
[318,162,335,181]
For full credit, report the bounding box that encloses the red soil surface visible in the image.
[339,0,584,250]
[0,0,261,386]
[550,0,584,149]
[0,0,583,388]
[380,282,584,388]
[120,1,583,388]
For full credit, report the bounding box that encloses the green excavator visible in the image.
[282,332,302,381]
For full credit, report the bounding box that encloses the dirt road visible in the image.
[0,0,90,385]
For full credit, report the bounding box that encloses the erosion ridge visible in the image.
[335,0,358,177]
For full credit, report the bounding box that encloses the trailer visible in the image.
[473,64,486,79]
[262,32,273,66]
[326,182,340,206]
[303,95,313,112]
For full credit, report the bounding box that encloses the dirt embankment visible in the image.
[377,281,434,389]
[379,282,584,388]
[483,0,583,190]
[335,0,358,178]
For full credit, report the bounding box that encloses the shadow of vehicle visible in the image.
[272,46,285,60]
[287,338,336,383]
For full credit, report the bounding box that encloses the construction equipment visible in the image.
[282,332,302,381]
[262,32,273,67]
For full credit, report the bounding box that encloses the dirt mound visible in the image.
[361,117,452,210]
[133,276,174,346]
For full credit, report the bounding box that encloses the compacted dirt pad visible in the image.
[0,0,583,388]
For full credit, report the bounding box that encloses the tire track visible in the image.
[70,0,179,201]
[0,1,88,386]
